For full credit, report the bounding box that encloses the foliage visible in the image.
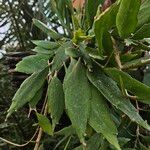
[3,0,150,149]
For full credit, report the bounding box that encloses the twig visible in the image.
[34,104,48,150]
[111,37,122,70]
[122,56,150,70]
[134,100,140,148]
[0,127,39,147]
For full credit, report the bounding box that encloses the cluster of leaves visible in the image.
[4,0,150,149]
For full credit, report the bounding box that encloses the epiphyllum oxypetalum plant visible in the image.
[3,0,150,149]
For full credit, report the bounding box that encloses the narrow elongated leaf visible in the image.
[50,42,70,72]
[122,56,150,70]
[7,67,48,118]
[137,0,150,29]
[63,58,77,90]
[32,40,59,50]
[29,87,43,109]
[48,76,65,130]
[89,85,121,150]
[15,54,50,74]
[64,59,91,142]
[55,126,75,137]
[116,0,141,38]
[102,31,113,55]
[73,133,102,150]
[33,19,62,39]
[94,3,118,56]
[133,23,150,40]
[32,46,55,55]
[87,68,150,131]
[37,113,52,135]
[105,68,150,104]
[85,0,103,27]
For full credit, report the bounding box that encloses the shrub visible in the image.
[4,0,150,149]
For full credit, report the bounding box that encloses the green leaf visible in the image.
[7,67,48,118]
[116,0,141,38]
[87,67,150,131]
[29,87,43,109]
[137,0,150,29]
[32,40,59,50]
[36,113,52,135]
[64,59,91,142]
[32,46,55,55]
[50,42,69,72]
[65,47,81,58]
[102,31,113,55]
[33,19,62,39]
[85,0,103,27]
[122,56,150,70]
[73,133,102,150]
[48,76,65,130]
[133,23,150,40]
[94,3,118,56]
[64,58,77,85]
[89,85,121,150]
[55,126,76,137]
[105,68,150,104]
[15,54,50,74]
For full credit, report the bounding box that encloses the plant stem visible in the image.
[111,37,122,70]
[122,56,150,70]
[34,104,48,150]
[0,127,38,147]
